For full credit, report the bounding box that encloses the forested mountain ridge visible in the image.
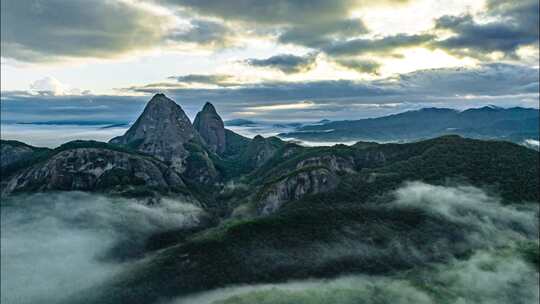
[2,95,538,210]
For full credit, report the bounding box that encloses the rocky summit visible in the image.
[193,102,226,154]
[109,94,200,173]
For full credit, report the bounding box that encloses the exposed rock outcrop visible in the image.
[252,153,358,214]
[2,148,186,196]
[109,94,200,173]
[193,102,226,154]
[296,155,355,173]
[258,168,338,215]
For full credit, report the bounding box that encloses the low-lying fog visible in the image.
[170,181,539,304]
[0,124,129,148]
[3,123,539,151]
[170,247,538,304]
[0,123,379,148]
[1,182,538,304]
[0,192,206,304]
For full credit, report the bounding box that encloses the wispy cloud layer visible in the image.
[245,53,318,74]
[2,0,537,65]
[0,0,176,62]
[434,0,539,59]
[1,0,538,116]
[2,63,537,123]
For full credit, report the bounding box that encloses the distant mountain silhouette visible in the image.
[280,106,539,143]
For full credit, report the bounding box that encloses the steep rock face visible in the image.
[296,155,355,173]
[254,155,355,215]
[257,168,338,215]
[109,94,199,173]
[2,148,186,195]
[193,102,226,154]
[0,140,44,167]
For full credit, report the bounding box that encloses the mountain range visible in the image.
[279,105,539,144]
[1,94,538,304]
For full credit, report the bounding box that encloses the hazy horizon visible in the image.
[2,0,539,126]
[1,99,538,148]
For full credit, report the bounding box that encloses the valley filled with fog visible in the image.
[2,182,538,304]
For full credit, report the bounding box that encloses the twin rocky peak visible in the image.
[110,93,227,173]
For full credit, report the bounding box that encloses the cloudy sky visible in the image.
[1,0,539,123]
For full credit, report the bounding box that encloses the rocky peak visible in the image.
[1,147,188,197]
[109,94,200,173]
[201,102,218,113]
[193,102,226,154]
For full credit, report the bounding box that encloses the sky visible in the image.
[1,0,539,124]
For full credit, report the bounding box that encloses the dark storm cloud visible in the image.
[245,53,318,74]
[377,63,540,96]
[158,0,414,62]
[333,58,381,74]
[2,0,536,65]
[433,0,539,58]
[158,0,357,24]
[0,0,172,62]
[167,74,237,86]
[278,19,368,48]
[161,0,538,63]
[324,34,435,56]
[166,20,233,47]
[487,0,539,27]
[434,15,537,58]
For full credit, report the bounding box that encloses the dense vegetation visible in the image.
[3,131,538,304]
[243,136,539,208]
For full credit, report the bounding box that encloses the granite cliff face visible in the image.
[2,147,186,196]
[110,94,200,173]
[258,167,338,215]
[295,155,356,173]
[255,154,355,215]
[193,102,226,154]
